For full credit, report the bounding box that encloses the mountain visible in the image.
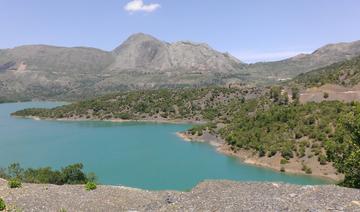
[0,33,244,101]
[1,33,360,101]
[245,40,360,84]
[291,55,360,87]
[111,33,243,73]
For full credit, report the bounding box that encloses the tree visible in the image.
[61,163,87,184]
[291,87,300,102]
[7,163,23,179]
[331,108,360,188]
[323,92,329,99]
[270,86,281,102]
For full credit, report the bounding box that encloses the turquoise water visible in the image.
[0,102,329,190]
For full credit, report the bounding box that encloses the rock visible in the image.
[0,180,359,211]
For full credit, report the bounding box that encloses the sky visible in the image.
[1,0,360,63]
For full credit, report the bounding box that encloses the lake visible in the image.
[0,102,329,190]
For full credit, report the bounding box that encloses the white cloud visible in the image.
[233,50,311,63]
[124,0,160,13]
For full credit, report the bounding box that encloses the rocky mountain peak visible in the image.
[109,33,243,73]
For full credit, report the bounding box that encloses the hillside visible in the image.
[1,179,359,211]
[245,40,360,84]
[12,87,360,187]
[292,55,360,87]
[0,34,245,101]
[1,34,360,101]
[11,87,262,122]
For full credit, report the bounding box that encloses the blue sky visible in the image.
[1,0,360,63]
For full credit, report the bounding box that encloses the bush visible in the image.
[85,182,97,191]
[281,147,294,160]
[8,179,21,188]
[318,154,327,165]
[280,167,285,172]
[258,148,266,157]
[280,159,289,165]
[267,149,277,157]
[302,164,312,174]
[323,92,329,99]
[0,198,5,211]
[61,163,87,184]
[0,163,95,186]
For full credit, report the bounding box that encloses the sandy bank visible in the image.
[16,115,205,125]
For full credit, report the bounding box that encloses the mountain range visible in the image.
[1,33,360,101]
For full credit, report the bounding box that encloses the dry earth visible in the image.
[300,84,360,103]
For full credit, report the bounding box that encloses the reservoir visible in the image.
[0,102,328,190]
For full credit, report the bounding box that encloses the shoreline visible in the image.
[176,132,343,183]
[14,115,206,125]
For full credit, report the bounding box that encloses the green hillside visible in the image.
[292,56,360,87]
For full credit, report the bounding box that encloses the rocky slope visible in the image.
[0,33,244,101]
[245,40,360,83]
[0,179,359,211]
[291,55,360,88]
[1,34,360,101]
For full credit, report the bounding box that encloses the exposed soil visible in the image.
[300,84,360,103]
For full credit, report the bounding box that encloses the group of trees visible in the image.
[327,105,360,188]
[0,163,95,185]
[12,87,250,122]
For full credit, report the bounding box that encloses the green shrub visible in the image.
[281,147,294,160]
[318,154,327,165]
[61,163,87,184]
[0,198,5,211]
[302,164,312,174]
[298,146,306,158]
[8,179,21,188]
[280,167,285,172]
[280,159,289,165]
[85,182,97,191]
[323,92,329,99]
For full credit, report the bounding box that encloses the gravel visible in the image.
[0,179,359,212]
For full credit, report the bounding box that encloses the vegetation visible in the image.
[12,87,253,122]
[292,56,360,87]
[85,182,97,191]
[302,164,312,174]
[8,179,22,188]
[0,198,5,211]
[280,159,289,165]
[0,163,95,185]
[220,98,346,162]
[328,106,360,188]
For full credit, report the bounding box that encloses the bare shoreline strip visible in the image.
[175,132,343,183]
[15,115,206,125]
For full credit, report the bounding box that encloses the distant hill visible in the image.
[1,33,360,101]
[291,55,360,87]
[245,40,360,84]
